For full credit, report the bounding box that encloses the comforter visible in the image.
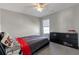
[16,35,49,55]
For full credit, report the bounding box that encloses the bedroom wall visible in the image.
[41,5,79,33]
[0,9,40,38]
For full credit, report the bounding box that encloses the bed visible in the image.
[16,35,49,55]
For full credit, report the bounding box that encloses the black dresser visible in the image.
[50,32,78,49]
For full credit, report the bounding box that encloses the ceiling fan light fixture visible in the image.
[33,3,47,12]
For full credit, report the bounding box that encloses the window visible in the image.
[42,19,49,34]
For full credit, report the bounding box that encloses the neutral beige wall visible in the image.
[41,5,79,33]
[0,9,40,38]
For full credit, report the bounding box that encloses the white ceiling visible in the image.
[0,3,78,17]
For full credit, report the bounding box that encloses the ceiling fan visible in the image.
[24,3,48,12]
[33,3,47,12]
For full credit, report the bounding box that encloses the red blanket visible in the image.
[16,38,32,55]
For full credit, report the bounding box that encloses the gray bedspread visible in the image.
[22,35,49,53]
